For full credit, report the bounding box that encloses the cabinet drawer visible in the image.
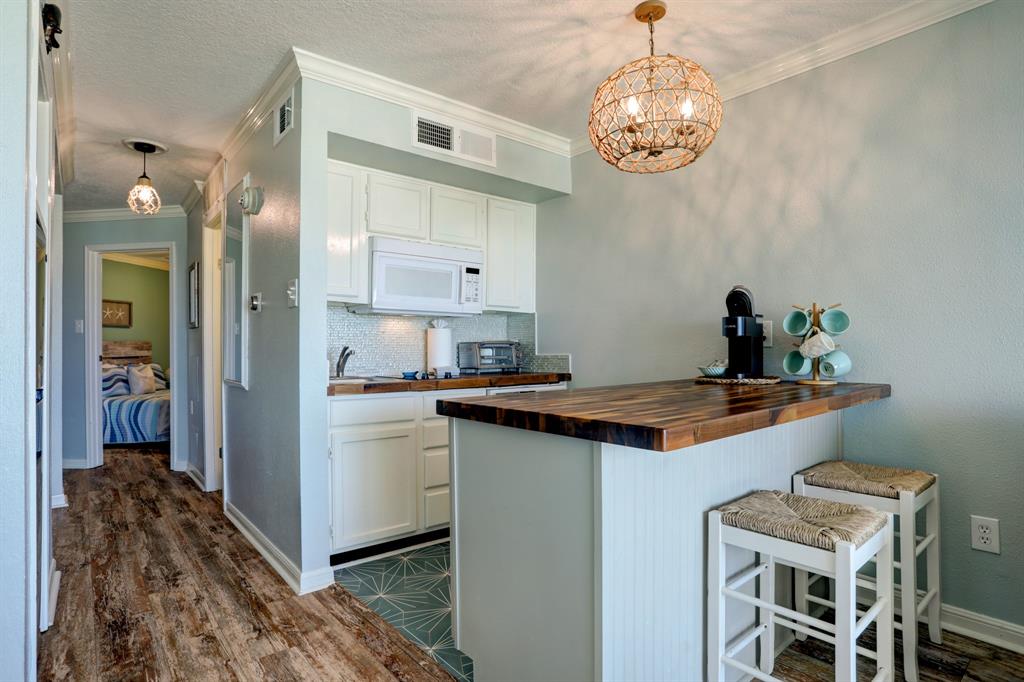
[424,447,449,488]
[330,396,417,427]
[424,487,450,528]
[421,389,486,419]
[422,419,449,449]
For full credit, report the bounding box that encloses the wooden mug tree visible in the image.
[791,302,843,386]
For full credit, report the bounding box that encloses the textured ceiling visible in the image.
[63,0,914,211]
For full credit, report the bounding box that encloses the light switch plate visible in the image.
[763,320,773,348]
[75,319,84,334]
[286,278,299,308]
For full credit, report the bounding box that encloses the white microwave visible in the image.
[351,237,484,316]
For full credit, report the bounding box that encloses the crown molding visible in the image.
[101,252,170,271]
[570,0,992,156]
[182,180,205,215]
[64,206,187,223]
[220,54,301,161]
[292,47,573,158]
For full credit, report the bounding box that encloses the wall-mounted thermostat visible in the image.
[249,292,263,313]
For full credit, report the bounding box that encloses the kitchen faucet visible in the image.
[336,346,355,378]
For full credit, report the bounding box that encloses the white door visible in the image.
[326,161,368,303]
[367,173,430,240]
[430,186,486,248]
[485,199,536,312]
[330,425,418,551]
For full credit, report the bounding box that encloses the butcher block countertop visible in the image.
[327,372,571,396]
[436,379,890,451]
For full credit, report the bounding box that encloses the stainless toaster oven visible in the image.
[457,341,523,374]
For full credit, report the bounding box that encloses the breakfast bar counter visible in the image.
[440,379,891,681]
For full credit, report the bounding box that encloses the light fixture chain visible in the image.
[648,15,655,56]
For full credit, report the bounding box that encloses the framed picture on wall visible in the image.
[102,299,132,328]
[188,262,200,329]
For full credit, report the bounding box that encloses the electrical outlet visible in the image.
[971,515,1000,554]
[762,319,774,348]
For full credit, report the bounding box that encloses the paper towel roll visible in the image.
[426,327,453,371]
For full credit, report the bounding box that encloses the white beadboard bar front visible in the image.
[450,411,840,682]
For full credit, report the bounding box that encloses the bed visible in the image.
[101,341,171,444]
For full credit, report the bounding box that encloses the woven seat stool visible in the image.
[707,490,894,682]
[794,461,940,682]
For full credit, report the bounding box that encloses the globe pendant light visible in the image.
[125,140,163,215]
[588,0,723,173]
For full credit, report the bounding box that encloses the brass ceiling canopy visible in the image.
[588,0,723,174]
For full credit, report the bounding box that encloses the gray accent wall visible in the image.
[61,216,188,467]
[536,0,1023,624]
[222,80,304,568]
[185,198,205,476]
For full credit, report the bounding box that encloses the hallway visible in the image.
[38,448,452,681]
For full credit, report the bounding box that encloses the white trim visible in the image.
[49,195,64,517]
[84,241,184,471]
[186,463,206,491]
[224,502,335,595]
[182,180,205,215]
[570,0,993,156]
[64,206,187,223]
[101,252,170,271]
[201,217,224,491]
[61,458,88,469]
[292,48,572,157]
[50,494,67,509]
[46,559,61,629]
[856,584,1024,655]
[221,56,301,161]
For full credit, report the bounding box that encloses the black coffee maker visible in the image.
[721,285,764,379]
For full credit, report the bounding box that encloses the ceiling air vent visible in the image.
[273,89,294,146]
[412,112,496,167]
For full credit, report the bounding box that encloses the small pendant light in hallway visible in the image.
[124,139,166,215]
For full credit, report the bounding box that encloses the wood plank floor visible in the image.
[39,448,453,681]
[776,611,1024,681]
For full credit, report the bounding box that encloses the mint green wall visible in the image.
[101,260,170,368]
[536,1,1023,625]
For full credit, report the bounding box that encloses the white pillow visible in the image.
[128,364,157,395]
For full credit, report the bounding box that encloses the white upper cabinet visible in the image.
[367,173,430,240]
[485,199,536,313]
[326,161,368,303]
[430,186,487,248]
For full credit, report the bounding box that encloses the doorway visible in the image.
[83,243,184,471]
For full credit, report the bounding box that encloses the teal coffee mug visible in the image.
[783,350,812,376]
[783,309,812,337]
[820,309,851,336]
[820,350,852,378]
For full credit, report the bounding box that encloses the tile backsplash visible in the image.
[326,304,570,377]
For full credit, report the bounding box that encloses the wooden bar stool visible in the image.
[707,491,895,682]
[793,461,940,682]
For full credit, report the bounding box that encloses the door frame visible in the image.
[200,217,223,492]
[83,241,183,470]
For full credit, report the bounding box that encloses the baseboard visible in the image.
[855,584,1024,654]
[186,463,206,491]
[224,502,334,596]
[46,560,61,629]
[51,493,67,508]
[62,458,89,469]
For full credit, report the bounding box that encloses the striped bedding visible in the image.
[103,389,171,444]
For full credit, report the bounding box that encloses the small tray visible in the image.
[695,376,782,385]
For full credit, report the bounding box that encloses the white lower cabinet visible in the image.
[329,424,418,552]
[329,385,559,553]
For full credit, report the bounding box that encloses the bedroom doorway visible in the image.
[83,242,184,471]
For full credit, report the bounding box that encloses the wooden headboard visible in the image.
[102,341,152,366]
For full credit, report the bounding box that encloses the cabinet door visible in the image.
[485,199,536,312]
[329,425,418,551]
[424,487,451,528]
[326,162,368,303]
[367,173,430,239]
[430,186,486,247]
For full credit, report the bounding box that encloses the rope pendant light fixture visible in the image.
[588,0,722,173]
[124,139,166,215]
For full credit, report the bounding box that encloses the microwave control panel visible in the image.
[461,266,481,304]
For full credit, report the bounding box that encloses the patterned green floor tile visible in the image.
[335,542,472,681]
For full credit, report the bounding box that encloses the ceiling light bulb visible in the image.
[626,96,640,116]
[681,96,694,119]
[127,175,161,215]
